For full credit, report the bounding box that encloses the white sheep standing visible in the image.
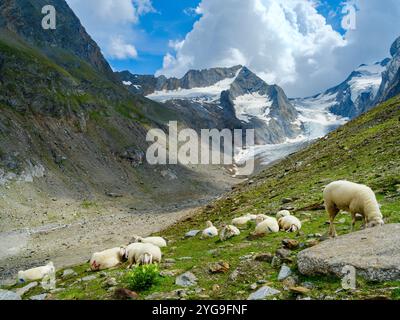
[130,235,167,248]
[276,210,291,220]
[18,262,55,283]
[126,243,162,268]
[201,221,218,238]
[253,216,279,235]
[278,215,302,232]
[90,247,126,271]
[323,180,384,237]
[219,225,241,241]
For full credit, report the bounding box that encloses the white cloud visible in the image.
[66,0,154,60]
[157,0,400,97]
[109,37,138,59]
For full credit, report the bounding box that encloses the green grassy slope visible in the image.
[4,89,400,301]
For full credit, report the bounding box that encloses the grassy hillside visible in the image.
[4,93,400,301]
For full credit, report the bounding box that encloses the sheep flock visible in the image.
[16,180,384,285]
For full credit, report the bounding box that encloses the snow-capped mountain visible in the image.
[293,59,390,121]
[118,66,303,145]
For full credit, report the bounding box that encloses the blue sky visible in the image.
[109,0,202,74]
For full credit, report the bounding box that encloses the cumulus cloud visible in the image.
[157,0,400,97]
[66,0,154,60]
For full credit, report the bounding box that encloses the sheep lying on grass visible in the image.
[323,180,384,237]
[220,225,241,241]
[278,215,302,232]
[18,262,55,283]
[125,243,162,268]
[253,216,279,235]
[232,214,257,227]
[276,210,291,220]
[130,235,167,248]
[90,247,126,271]
[202,221,218,238]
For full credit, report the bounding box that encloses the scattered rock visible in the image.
[249,283,258,290]
[185,230,200,238]
[254,253,274,263]
[106,192,123,198]
[81,275,97,282]
[271,256,282,268]
[0,289,21,300]
[278,265,292,281]
[209,261,230,274]
[281,198,293,204]
[257,279,267,285]
[62,269,77,279]
[176,272,198,287]
[160,270,183,277]
[212,284,221,292]
[301,282,315,290]
[30,294,47,300]
[229,269,240,281]
[239,254,253,261]
[164,258,176,264]
[305,239,320,248]
[298,224,400,281]
[282,276,298,289]
[177,257,193,261]
[282,239,300,250]
[16,281,38,296]
[114,288,139,300]
[290,286,310,295]
[247,286,280,300]
[276,248,291,260]
[104,278,118,287]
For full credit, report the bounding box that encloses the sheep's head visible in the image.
[368,218,384,228]
[119,247,127,260]
[17,271,25,283]
[130,235,143,243]
[255,216,265,224]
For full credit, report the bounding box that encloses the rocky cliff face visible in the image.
[375,36,400,103]
[0,0,115,79]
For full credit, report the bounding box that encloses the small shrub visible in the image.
[124,265,160,292]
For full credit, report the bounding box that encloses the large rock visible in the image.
[297,224,400,281]
[0,289,21,300]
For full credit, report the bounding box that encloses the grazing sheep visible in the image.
[130,235,167,248]
[18,262,55,283]
[254,217,279,235]
[220,225,241,241]
[90,247,126,271]
[276,210,291,220]
[126,243,162,268]
[278,215,302,232]
[201,221,218,238]
[323,180,384,237]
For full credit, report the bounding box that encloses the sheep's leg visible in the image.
[351,212,356,231]
[326,202,339,237]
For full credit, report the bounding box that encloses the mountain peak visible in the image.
[390,36,400,57]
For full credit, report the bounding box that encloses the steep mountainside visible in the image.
[376,36,400,103]
[0,0,236,233]
[119,66,303,145]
